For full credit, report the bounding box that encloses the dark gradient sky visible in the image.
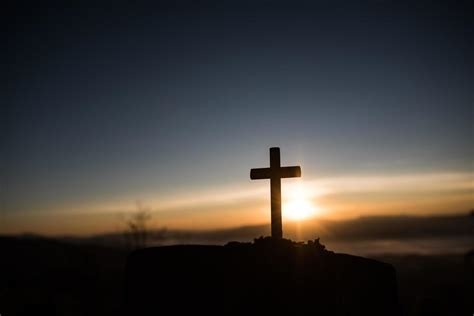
[3,1,473,234]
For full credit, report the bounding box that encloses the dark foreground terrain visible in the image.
[126,237,397,315]
[0,236,472,315]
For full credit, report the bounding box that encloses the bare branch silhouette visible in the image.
[124,202,152,249]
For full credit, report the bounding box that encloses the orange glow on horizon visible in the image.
[2,171,472,236]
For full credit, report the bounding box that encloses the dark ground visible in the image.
[125,238,398,315]
[0,235,472,316]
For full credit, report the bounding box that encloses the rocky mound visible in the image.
[125,237,399,315]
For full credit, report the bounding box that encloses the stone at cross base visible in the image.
[124,148,400,316]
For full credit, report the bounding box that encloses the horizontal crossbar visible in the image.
[250,166,301,180]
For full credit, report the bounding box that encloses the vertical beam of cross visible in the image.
[250,147,301,239]
[270,148,283,239]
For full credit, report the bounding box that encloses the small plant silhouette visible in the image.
[124,202,152,249]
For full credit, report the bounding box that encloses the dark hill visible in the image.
[125,237,399,315]
[0,236,127,316]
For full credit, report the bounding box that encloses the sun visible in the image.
[282,183,320,221]
[284,199,316,221]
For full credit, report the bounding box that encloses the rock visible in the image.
[125,238,399,315]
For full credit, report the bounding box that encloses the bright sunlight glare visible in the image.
[283,182,322,221]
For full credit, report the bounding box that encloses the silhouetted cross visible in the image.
[250,147,301,239]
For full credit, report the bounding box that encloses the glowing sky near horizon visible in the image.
[3,1,473,235]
